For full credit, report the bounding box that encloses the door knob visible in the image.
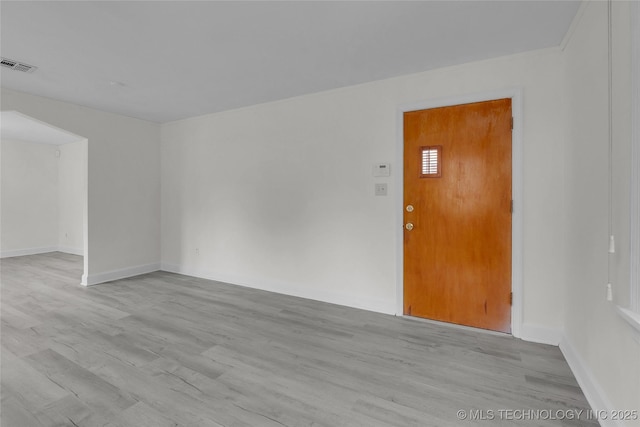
[406,204,414,212]
[405,223,414,231]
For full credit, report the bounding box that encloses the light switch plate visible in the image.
[375,183,388,196]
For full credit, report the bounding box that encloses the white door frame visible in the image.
[395,88,524,338]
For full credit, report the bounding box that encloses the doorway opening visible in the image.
[0,111,88,284]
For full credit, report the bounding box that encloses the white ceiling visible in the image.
[0,1,581,123]
[1,111,84,145]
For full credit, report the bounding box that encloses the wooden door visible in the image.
[403,99,512,333]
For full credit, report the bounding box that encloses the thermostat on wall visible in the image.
[373,163,391,177]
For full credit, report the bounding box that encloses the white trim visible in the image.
[161,263,395,315]
[560,337,623,427]
[520,323,563,346]
[616,306,640,335]
[0,246,59,258]
[57,246,84,256]
[395,88,524,338]
[81,262,160,286]
[80,137,89,296]
[0,246,84,258]
[629,0,640,314]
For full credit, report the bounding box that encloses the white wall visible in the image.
[1,139,59,255]
[1,89,161,284]
[58,140,86,255]
[562,2,640,425]
[1,137,86,259]
[162,46,567,336]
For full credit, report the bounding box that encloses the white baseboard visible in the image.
[82,262,160,286]
[57,246,84,256]
[560,338,621,427]
[1,246,84,258]
[160,263,395,315]
[1,246,59,258]
[520,323,563,345]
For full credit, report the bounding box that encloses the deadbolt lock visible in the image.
[405,223,414,231]
[406,205,414,212]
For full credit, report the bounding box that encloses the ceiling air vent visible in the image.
[1,57,37,73]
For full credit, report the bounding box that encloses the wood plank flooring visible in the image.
[1,252,597,426]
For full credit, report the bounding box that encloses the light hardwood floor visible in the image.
[1,252,597,427]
